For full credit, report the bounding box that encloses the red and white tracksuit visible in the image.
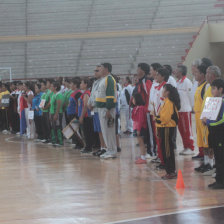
[149,81,166,163]
[177,76,194,151]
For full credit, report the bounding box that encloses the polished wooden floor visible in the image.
[1,121,224,224]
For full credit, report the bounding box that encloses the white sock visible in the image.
[209,158,214,168]
[204,155,209,165]
[141,155,146,160]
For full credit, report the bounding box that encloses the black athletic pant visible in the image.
[172,127,177,150]
[158,127,176,174]
[42,112,51,140]
[34,115,43,139]
[0,109,9,131]
[214,147,224,185]
[83,117,94,150]
[11,112,20,132]
[208,125,224,185]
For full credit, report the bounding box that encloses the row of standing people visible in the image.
[129,60,224,186]
[0,63,121,159]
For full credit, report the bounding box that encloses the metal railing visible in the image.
[207,14,224,23]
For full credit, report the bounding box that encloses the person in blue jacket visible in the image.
[202,79,224,189]
[32,83,43,141]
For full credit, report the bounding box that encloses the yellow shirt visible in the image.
[156,98,179,128]
[201,85,212,110]
[194,81,209,114]
[0,90,10,109]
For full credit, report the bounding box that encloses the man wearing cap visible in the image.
[95,63,117,159]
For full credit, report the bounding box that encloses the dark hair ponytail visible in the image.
[133,93,145,106]
[164,84,181,111]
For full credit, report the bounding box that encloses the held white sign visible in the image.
[39,99,46,109]
[200,97,223,121]
[28,110,34,120]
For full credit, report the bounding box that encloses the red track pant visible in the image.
[178,112,194,151]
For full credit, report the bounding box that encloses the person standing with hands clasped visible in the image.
[95,63,117,159]
[49,81,64,147]
[202,79,224,189]
[155,84,180,180]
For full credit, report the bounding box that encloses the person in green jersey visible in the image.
[62,78,73,124]
[40,80,53,143]
[50,81,64,146]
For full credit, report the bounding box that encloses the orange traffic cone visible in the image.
[176,169,185,189]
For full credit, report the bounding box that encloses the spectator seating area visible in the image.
[0,0,222,79]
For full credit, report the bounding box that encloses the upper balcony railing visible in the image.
[207,14,224,23]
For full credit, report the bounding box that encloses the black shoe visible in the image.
[192,154,203,160]
[97,149,106,157]
[194,163,205,172]
[117,147,121,152]
[74,145,83,150]
[208,182,217,188]
[43,139,51,144]
[93,149,101,156]
[162,172,177,180]
[151,157,161,164]
[156,164,165,170]
[200,164,212,173]
[147,151,153,157]
[81,148,92,154]
[124,130,132,135]
[211,183,224,189]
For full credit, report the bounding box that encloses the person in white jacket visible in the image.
[164,65,177,88]
[120,77,133,134]
[175,65,195,155]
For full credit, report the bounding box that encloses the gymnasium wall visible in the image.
[0,0,222,80]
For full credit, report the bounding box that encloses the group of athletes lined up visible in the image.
[0,59,224,187]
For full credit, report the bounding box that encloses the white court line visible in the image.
[5,136,23,143]
[5,136,48,146]
[106,204,224,224]
[150,168,178,196]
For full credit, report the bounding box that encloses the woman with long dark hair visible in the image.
[155,84,180,179]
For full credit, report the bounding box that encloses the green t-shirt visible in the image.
[64,89,73,107]
[41,89,52,112]
[50,92,63,114]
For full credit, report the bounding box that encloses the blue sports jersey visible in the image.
[67,96,76,115]
[32,92,43,116]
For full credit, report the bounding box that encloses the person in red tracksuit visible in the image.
[151,68,170,169]
[132,63,153,158]
[132,93,148,164]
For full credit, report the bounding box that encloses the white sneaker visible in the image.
[34,139,42,142]
[179,148,194,155]
[100,151,117,159]
[145,154,152,159]
[203,168,215,176]
[151,157,161,163]
[16,132,20,135]
[2,130,8,134]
